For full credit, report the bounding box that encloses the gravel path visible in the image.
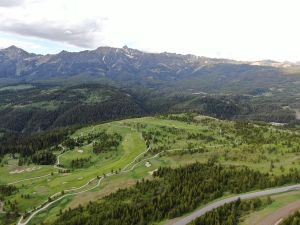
[15,136,300,225]
[17,142,150,225]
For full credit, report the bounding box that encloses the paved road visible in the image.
[169,184,300,225]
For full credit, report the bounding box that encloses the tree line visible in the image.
[0,185,18,201]
[71,157,92,168]
[0,127,75,157]
[53,162,300,225]
[93,131,122,154]
[279,211,300,225]
[191,197,272,225]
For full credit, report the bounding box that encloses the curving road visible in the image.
[15,141,300,225]
[169,184,300,225]
[17,176,105,225]
[17,142,151,225]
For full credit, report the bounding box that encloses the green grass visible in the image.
[240,190,300,225]
[0,159,54,185]
[2,123,146,216]
[29,155,157,224]
[0,84,33,91]
[2,114,300,224]
[28,195,74,225]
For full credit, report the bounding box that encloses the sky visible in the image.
[0,0,300,61]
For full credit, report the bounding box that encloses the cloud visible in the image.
[0,0,24,7]
[0,0,300,61]
[0,18,105,48]
[0,37,41,50]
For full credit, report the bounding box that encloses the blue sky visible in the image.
[1,0,300,61]
[0,33,83,54]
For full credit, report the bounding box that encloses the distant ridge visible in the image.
[0,45,297,82]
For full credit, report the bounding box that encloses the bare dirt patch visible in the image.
[148,169,158,175]
[294,109,300,120]
[67,179,137,209]
[9,166,41,174]
[145,161,151,168]
[194,115,217,121]
[256,199,300,225]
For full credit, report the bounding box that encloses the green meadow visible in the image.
[2,114,300,224]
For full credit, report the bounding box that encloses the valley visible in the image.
[1,46,300,134]
[2,1,300,224]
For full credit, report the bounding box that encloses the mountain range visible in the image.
[1,45,300,133]
[1,45,298,83]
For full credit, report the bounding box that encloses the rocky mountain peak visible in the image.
[1,45,31,59]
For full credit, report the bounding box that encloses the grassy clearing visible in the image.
[2,114,300,224]
[0,159,53,185]
[0,84,33,91]
[240,190,300,225]
[29,151,156,224]
[2,123,146,216]
[27,195,74,225]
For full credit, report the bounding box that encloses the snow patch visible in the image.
[125,54,134,59]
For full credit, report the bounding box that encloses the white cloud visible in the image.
[0,18,105,48]
[0,0,24,7]
[0,37,41,50]
[0,0,300,61]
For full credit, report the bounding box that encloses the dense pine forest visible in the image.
[0,185,18,201]
[0,84,145,133]
[1,113,300,225]
[0,127,78,165]
[92,132,122,154]
[0,127,75,156]
[0,82,299,134]
[53,162,300,225]
[1,9,300,224]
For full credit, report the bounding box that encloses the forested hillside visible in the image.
[0,81,299,134]
[1,114,300,224]
[0,83,144,132]
[190,198,273,225]
[53,162,300,225]
[1,45,300,133]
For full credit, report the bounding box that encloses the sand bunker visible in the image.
[9,166,41,174]
[148,169,158,175]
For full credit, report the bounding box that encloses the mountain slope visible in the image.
[1,46,300,132]
[0,83,144,132]
[0,45,286,83]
